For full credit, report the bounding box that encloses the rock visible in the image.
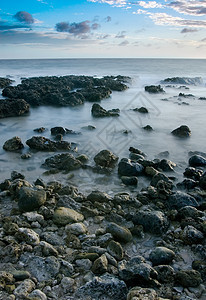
[181,225,204,245]
[76,252,99,261]
[132,207,169,235]
[65,222,87,235]
[81,86,112,101]
[145,85,165,94]
[129,147,146,157]
[119,256,158,286]
[161,77,203,86]
[154,265,175,283]
[82,125,96,130]
[21,153,32,159]
[189,155,206,167]
[33,127,46,133]
[176,270,202,287]
[12,270,31,281]
[121,176,138,186]
[133,107,149,113]
[50,126,66,135]
[53,207,84,225]
[199,172,206,189]
[16,228,40,246]
[177,178,198,190]
[94,150,118,168]
[42,153,82,172]
[26,136,71,151]
[167,191,198,209]
[118,158,144,177]
[145,166,159,177]
[127,287,158,300]
[178,206,203,219]
[40,241,58,257]
[92,103,120,117]
[157,159,176,172]
[0,77,14,88]
[91,254,108,274]
[87,190,112,203]
[129,152,145,161]
[28,289,47,300]
[0,271,14,288]
[143,125,153,131]
[171,125,191,138]
[11,171,25,180]
[184,167,203,180]
[3,136,24,151]
[106,222,132,243]
[149,247,175,266]
[14,279,35,298]
[107,240,124,261]
[17,186,46,212]
[151,172,172,187]
[0,99,30,118]
[192,260,206,281]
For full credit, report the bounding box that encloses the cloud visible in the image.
[13,11,35,24]
[168,1,206,16]
[88,0,127,8]
[119,40,129,46]
[181,27,199,33]
[0,20,30,31]
[55,21,91,37]
[115,31,126,38]
[105,16,112,22]
[91,23,101,29]
[138,1,164,9]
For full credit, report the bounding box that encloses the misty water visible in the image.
[0,58,206,194]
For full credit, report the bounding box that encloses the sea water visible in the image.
[0,58,206,194]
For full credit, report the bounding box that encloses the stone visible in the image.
[76,253,99,261]
[132,207,169,235]
[0,99,29,118]
[154,265,175,283]
[129,147,146,157]
[149,247,175,266]
[53,207,84,225]
[133,107,149,113]
[42,153,82,172]
[189,155,206,167]
[143,125,153,131]
[26,136,71,151]
[127,287,158,300]
[167,191,198,210]
[40,241,58,257]
[65,222,87,235]
[118,158,144,177]
[145,166,159,177]
[75,273,128,300]
[87,190,112,203]
[161,77,203,86]
[0,271,14,288]
[28,289,47,300]
[181,225,204,245]
[157,159,176,172]
[176,270,202,287]
[121,176,138,186]
[18,186,46,212]
[107,240,124,261]
[11,171,25,180]
[91,254,108,274]
[145,85,165,94]
[106,222,132,243]
[3,136,24,151]
[94,150,118,168]
[16,228,40,246]
[33,127,46,133]
[199,173,206,189]
[150,172,171,187]
[12,270,31,281]
[92,103,120,117]
[0,77,14,88]
[171,125,191,138]
[14,279,35,298]
[50,126,66,135]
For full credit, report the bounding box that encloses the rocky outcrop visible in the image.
[94,150,118,168]
[3,136,24,151]
[0,99,30,118]
[91,103,120,117]
[145,85,165,94]
[161,77,203,86]
[26,136,71,151]
[42,153,82,172]
[0,77,14,88]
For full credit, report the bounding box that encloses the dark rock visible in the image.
[106,222,132,243]
[118,158,144,177]
[33,127,46,133]
[181,225,204,245]
[51,126,66,135]
[53,207,84,225]
[94,150,118,168]
[87,190,112,203]
[42,153,82,172]
[151,172,172,187]
[178,206,203,219]
[133,107,149,113]
[92,103,120,117]
[11,171,25,180]
[177,178,198,190]
[21,153,32,159]
[91,254,108,275]
[149,247,175,266]
[157,159,176,172]
[184,167,203,181]
[121,176,138,186]
[192,260,206,281]
[107,240,124,261]
[81,86,112,102]
[154,265,175,283]
[171,125,191,137]
[0,77,14,88]
[3,136,24,151]
[189,155,206,167]
[199,172,206,189]
[161,77,203,86]
[26,136,71,151]
[75,273,128,300]
[17,186,47,212]
[145,85,165,94]
[167,191,198,209]
[0,99,30,118]
[129,152,145,161]
[132,207,169,235]
[129,147,146,157]
[175,270,202,287]
[82,125,96,130]
[143,125,153,131]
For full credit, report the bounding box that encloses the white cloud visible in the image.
[138,1,164,9]
[168,1,206,16]
[88,0,127,7]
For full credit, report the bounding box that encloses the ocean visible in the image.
[0,58,206,194]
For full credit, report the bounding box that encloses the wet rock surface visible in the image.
[92,103,120,117]
[171,125,191,138]
[0,99,30,118]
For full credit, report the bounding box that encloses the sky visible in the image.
[0,0,206,58]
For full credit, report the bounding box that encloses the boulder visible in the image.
[17,186,46,212]
[50,126,66,135]
[106,222,132,243]
[26,136,71,151]
[149,247,175,266]
[175,270,202,287]
[42,153,82,172]
[3,136,24,151]
[121,176,138,186]
[0,77,14,88]
[167,191,198,209]
[0,99,30,118]
[53,207,84,225]
[171,125,191,137]
[184,167,202,180]
[16,228,40,246]
[145,85,165,94]
[107,240,124,261]
[91,254,108,275]
[92,103,120,117]
[189,155,206,167]
[118,158,144,177]
[87,190,112,203]
[143,125,153,131]
[133,107,149,113]
[13,279,35,299]
[157,159,176,172]
[94,149,118,168]
[181,225,204,245]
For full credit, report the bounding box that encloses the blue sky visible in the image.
[0,0,206,58]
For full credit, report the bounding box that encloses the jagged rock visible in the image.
[26,136,71,151]
[17,186,46,212]
[33,127,46,133]
[145,85,165,94]
[13,279,35,299]
[161,77,203,86]
[149,247,175,266]
[106,222,132,243]
[189,155,206,167]
[171,125,191,137]
[92,254,108,275]
[42,153,82,172]
[184,167,203,181]
[53,207,84,225]
[81,86,112,101]
[0,99,29,118]
[118,158,144,177]
[0,77,14,88]
[16,228,40,246]
[94,150,118,168]
[40,241,58,257]
[127,287,158,300]
[167,191,198,209]
[181,225,204,245]
[92,103,120,117]
[129,147,146,157]
[154,265,175,284]
[157,159,176,172]
[3,136,24,151]
[65,222,87,235]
